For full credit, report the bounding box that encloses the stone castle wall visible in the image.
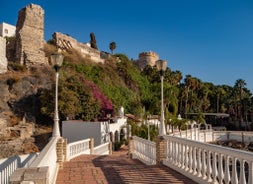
[15,4,47,66]
[0,36,7,73]
[53,32,104,63]
[136,51,159,70]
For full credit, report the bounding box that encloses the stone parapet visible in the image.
[10,166,49,184]
[53,32,104,63]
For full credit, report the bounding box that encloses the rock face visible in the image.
[0,68,52,119]
[0,37,7,73]
[0,65,53,158]
[15,4,47,66]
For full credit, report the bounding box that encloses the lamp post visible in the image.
[51,52,64,137]
[156,59,167,136]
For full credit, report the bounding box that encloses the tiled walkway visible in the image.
[56,147,197,184]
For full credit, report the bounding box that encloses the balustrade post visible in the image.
[239,159,246,184]
[184,145,189,171]
[189,145,193,173]
[202,149,207,180]
[181,143,185,169]
[224,155,231,184]
[156,136,166,166]
[109,142,113,155]
[90,138,94,154]
[192,146,197,175]
[63,139,67,161]
[206,150,212,182]
[218,153,224,184]
[128,137,134,158]
[231,157,238,184]
[248,161,253,184]
[57,137,65,168]
[212,152,218,183]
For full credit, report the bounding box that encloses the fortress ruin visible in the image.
[0,3,158,74]
[53,32,104,63]
[136,51,159,70]
[14,4,47,66]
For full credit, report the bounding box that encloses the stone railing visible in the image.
[67,138,112,160]
[172,128,253,143]
[10,137,62,184]
[67,138,91,161]
[9,136,112,183]
[171,127,213,142]
[94,142,112,155]
[0,153,38,184]
[163,135,253,184]
[130,136,156,165]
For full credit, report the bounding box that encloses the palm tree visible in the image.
[109,42,116,54]
[215,86,225,113]
[234,79,246,125]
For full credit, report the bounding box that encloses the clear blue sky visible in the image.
[1,0,253,93]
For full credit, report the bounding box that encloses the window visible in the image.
[4,29,8,34]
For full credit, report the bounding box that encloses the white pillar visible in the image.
[53,72,61,137]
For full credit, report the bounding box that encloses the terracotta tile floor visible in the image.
[56,147,197,184]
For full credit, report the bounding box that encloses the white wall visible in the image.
[0,22,16,37]
[62,120,109,146]
[110,117,127,133]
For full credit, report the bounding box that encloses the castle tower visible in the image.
[15,4,47,66]
[137,51,159,70]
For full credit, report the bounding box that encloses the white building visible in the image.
[62,107,128,147]
[0,22,16,37]
[62,120,110,147]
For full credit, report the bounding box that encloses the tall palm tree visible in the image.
[109,42,116,54]
[215,86,225,113]
[234,79,246,128]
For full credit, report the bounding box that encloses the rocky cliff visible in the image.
[0,64,54,158]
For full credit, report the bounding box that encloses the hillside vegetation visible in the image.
[40,43,253,131]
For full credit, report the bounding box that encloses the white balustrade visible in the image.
[94,142,110,155]
[0,153,38,184]
[67,138,91,161]
[132,136,156,165]
[163,135,253,184]
[30,137,59,184]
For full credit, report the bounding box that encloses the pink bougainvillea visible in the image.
[85,80,113,117]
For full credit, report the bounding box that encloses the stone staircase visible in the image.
[56,146,197,184]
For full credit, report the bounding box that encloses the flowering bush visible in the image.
[85,80,114,117]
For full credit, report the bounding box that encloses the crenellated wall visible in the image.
[136,51,159,70]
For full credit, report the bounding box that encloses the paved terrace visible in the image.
[56,146,197,184]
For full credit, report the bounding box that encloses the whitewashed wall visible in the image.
[62,120,109,146]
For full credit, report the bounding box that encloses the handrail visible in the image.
[132,136,156,165]
[94,142,110,155]
[30,137,60,184]
[0,153,38,184]
[67,138,91,161]
[163,135,253,184]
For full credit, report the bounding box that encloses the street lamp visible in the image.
[156,59,167,136]
[51,51,64,137]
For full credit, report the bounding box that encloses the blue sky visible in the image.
[1,0,253,93]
